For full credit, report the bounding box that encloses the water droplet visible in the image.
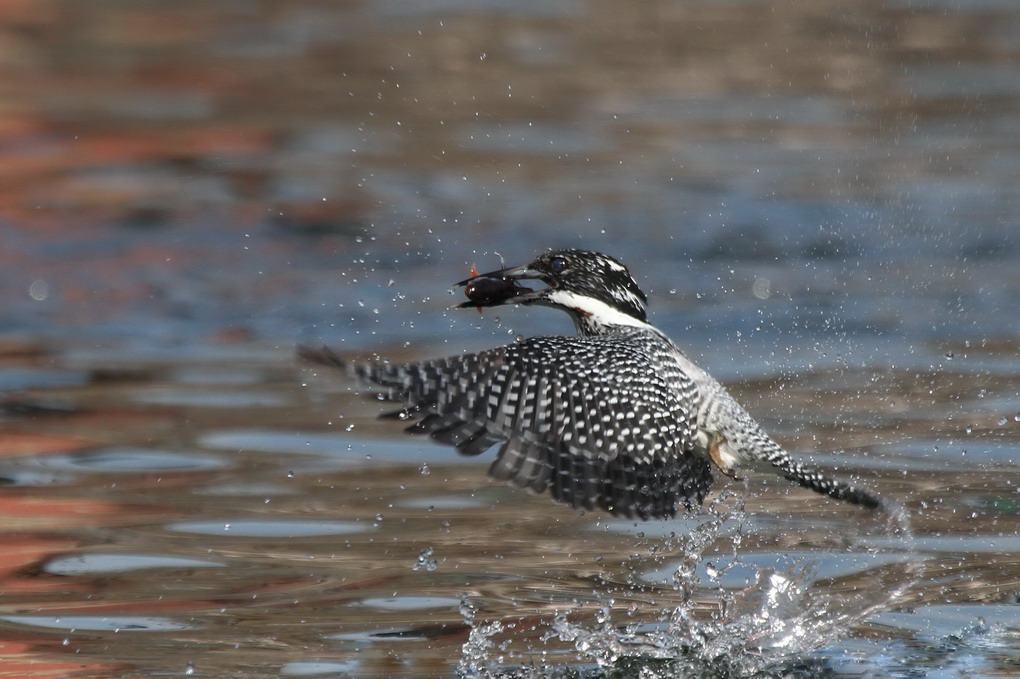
[419,463,431,476]
[944,352,954,360]
[28,279,49,301]
[184,662,196,676]
[459,596,475,622]
[412,547,438,572]
[965,425,973,434]
[998,416,1008,426]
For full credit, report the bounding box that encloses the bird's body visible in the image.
[301,249,882,518]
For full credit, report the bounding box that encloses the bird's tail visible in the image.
[764,446,884,511]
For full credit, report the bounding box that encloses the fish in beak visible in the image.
[454,263,542,309]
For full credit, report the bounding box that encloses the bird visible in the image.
[299,249,884,520]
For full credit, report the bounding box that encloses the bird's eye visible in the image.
[549,256,567,273]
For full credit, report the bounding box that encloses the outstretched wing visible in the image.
[300,336,712,519]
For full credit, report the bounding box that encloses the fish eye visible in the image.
[549,256,567,273]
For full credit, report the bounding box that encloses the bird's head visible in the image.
[456,249,649,331]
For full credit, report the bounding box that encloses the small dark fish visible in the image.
[456,263,533,309]
[464,276,520,306]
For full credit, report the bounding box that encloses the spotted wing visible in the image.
[301,337,712,519]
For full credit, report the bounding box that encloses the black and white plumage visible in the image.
[301,249,883,519]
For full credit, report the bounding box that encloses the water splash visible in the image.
[458,491,918,678]
[412,546,439,572]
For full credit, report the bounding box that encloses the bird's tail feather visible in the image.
[766,450,884,511]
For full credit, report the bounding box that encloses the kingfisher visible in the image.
[300,249,882,519]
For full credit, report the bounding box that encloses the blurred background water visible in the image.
[0,1,1019,677]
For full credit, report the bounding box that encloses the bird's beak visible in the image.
[453,263,544,309]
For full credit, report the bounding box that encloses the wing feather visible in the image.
[301,334,712,519]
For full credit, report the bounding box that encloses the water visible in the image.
[2,1,1020,677]
[2,342,1017,677]
[457,495,918,677]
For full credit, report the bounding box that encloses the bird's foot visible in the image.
[709,432,742,480]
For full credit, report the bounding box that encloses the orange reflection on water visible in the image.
[0,640,117,678]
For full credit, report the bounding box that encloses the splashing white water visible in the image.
[458,491,917,678]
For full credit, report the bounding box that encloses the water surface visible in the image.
[1,1,1019,677]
